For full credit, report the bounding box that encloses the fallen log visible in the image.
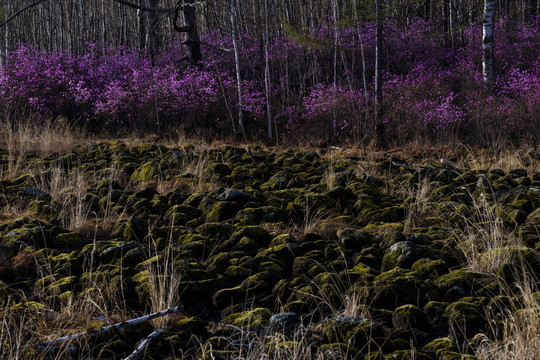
[40,306,182,349]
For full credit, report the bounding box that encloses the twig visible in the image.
[0,0,50,28]
[40,306,182,348]
[123,329,164,360]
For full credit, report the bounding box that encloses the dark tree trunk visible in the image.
[375,0,385,147]
[173,0,202,66]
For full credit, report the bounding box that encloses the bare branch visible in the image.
[0,0,50,28]
[123,329,164,360]
[40,306,182,349]
[111,0,183,13]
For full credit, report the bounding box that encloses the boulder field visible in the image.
[0,142,538,359]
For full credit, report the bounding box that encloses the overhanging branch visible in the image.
[111,0,183,13]
[0,0,50,28]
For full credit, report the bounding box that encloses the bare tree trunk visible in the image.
[173,0,202,66]
[230,0,244,136]
[375,0,385,146]
[264,0,273,141]
[482,0,495,83]
[0,0,5,67]
[137,1,147,52]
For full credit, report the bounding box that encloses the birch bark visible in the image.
[482,0,495,83]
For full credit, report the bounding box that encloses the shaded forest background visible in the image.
[0,0,538,146]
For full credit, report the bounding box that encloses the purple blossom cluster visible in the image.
[0,16,538,143]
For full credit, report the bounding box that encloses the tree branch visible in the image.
[123,329,164,360]
[40,306,182,349]
[111,0,183,13]
[0,0,50,28]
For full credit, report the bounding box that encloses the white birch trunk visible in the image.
[264,0,273,140]
[230,0,244,136]
[482,0,495,83]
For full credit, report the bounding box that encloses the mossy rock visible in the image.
[196,222,234,241]
[241,271,281,295]
[206,251,244,273]
[421,337,458,355]
[220,308,272,330]
[130,161,159,183]
[2,225,49,250]
[52,232,83,249]
[256,243,297,267]
[167,317,210,347]
[526,208,540,225]
[228,226,271,247]
[235,206,287,225]
[367,268,437,309]
[204,201,240,222]
[392,304,430,331]
[123,215,149,242]
[164,204,202,223]
[223,265,251,283]
[50,251,81,276]
[326,314,385,348]
[435,270,497,301]
[517,224,540,247]
[337,228,373,251]
[445,301,487,339]
[29,200,61,219]
[381,241,422,271]
[294,192,337,212]
[212,285,247,308]
[412,259,449,280]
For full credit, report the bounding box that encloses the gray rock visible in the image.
[219,189,260,205]
[20,186,52,201]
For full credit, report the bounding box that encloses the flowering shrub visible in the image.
[0,16,538,144]
[291,84,364,140]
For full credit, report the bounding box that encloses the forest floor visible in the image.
[0,122,539,359]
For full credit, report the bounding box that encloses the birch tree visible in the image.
[375,0,385,146]
[482,0,495,83]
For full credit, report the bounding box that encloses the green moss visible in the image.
[52,232,83,248]
[164,204,202,223]
[337,228,372,251]
[392,304,430,331]
[130,161,159,183]
[220,308,272,329]
[204,201,240,222]
[445,301,486,338]
[412,258,449,279]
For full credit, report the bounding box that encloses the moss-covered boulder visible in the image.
[366,268,438,309]
[325,314,385,348]
[337,228,373,251]
[51,232,83,249]
[411,258,449,280]
[235,206,287,225]
[220,308,272,330]
[130,161,159,183]
[392,304,431,332]
[381,241,423,271]
[435,270,497,302]
[164,204,202,223]
[445,301,487,339]
[204,201,240,222]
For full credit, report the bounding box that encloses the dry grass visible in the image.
[475,274,540,360]
[452,192,521,274]
[145,227,183,329]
